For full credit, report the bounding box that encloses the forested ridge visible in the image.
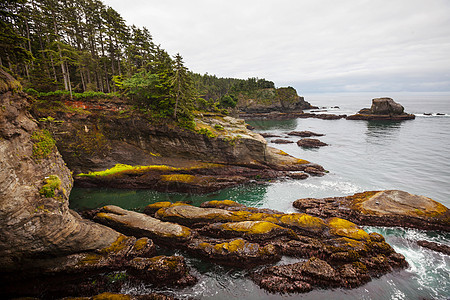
[1,0,293,122]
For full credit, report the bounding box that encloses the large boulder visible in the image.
[370,97,405,115]
[293,190,450,231]
[347,98,415,120]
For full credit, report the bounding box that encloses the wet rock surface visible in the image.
[293,190,450,231]
[239,111,347,120]
[270,139,294,144]
[417,240,450,255]
[297,138,328,148]
[347,98,415,121]
[288,131,324,137]
[84,200,408,294]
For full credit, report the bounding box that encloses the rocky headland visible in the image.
[293,190,450,232]
[31,93,325,193]
[347,97,415,121]
[1,69,446,298]
[235,86,315,114]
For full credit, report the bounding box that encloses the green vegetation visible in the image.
[76,163,180,177]
[39,175,61,198]
[1,0,295,125]
[197,128,217,138]
[27,89,120,100]
[31,129,56,160]
[214,124,224,131]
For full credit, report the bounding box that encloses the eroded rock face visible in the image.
[0,70,120,273]
[347,98,415,120]
[370,97,405,115]
[0,71,197,298]
[293,190,450,231]
[93,205,194,244]
[236,87,313,114]
[31,96,323,193]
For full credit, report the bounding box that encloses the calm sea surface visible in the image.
[70,92,450,299]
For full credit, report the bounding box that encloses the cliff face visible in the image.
[0,70,120,272]
[236,87,314,113]
[31,96,321,192]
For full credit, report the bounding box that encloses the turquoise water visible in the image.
[70,92,450,299]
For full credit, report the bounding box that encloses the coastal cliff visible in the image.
[0,70,196,297]
[236,86,314,114]
[31,95,323,193]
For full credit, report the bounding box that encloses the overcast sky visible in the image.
[102,0,450,93]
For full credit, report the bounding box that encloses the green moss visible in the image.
[77,163,180,177]
[214,124,224,131]
[39,175,61,198]
[31,129,56,161]
[198,127,217,138]
[327,217,370,240]
[223,136,239,146]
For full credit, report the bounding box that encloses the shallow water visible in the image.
[70,92,450,299]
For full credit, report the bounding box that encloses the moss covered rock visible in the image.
[94,205,194,244]
[294,190,450,231]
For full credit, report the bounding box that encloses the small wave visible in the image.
[365,227,450,298]
[415,113,449,117]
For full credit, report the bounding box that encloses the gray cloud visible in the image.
[103,0,450,92]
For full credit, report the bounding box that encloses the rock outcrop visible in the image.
[236,87,314,114]
[288,131,324,137]
[347,98,415,120]
[85,200,408,294]
[31,96,324,193]
[0,70,196,298]
[239,111,347,120]
[293,190,450,231]
[297,138,328,148]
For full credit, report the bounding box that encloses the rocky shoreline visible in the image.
[1,70,448,299]
[293,190,450,232]
[85,200,408,294]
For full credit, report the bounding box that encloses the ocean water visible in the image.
[70,92,450,300]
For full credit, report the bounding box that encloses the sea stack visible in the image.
[347,97,415,120]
